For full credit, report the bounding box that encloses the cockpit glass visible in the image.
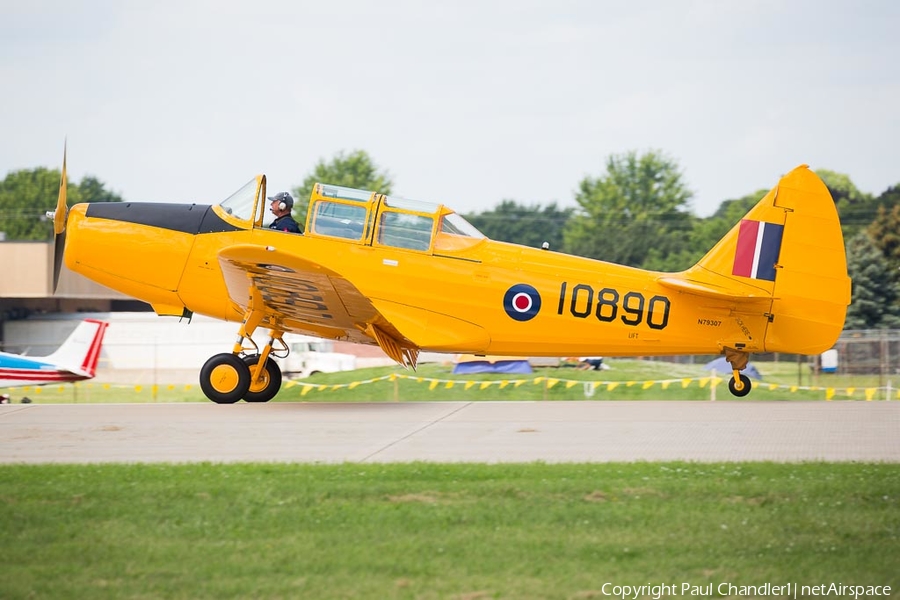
[320,184,373,203]
[383,195,439,213]
[441,213,485,238]
[218,179,259,222]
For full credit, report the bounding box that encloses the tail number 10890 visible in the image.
[556,282,671,330]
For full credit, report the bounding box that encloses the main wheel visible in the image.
[200,353,251,404]
[242,355,282,403]
[728,373,752,397]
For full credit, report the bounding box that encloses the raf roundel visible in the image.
[503,284,542,322]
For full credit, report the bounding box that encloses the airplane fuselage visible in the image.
[64,202,773,358]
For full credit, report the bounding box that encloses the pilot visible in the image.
[267,191,303,234]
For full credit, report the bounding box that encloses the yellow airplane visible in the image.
[49,149,851,403]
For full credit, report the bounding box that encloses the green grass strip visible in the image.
[4,360,896,403]
[2,462,898,599]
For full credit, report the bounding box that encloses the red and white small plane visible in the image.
[0,319,109,388]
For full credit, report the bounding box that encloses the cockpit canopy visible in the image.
[310,183,485,252]
[214,176,485,254]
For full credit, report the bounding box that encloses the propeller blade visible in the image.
[53,141,68,235]
[53,229,66,293]
[49,141,69,293]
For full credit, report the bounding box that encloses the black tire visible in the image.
[728,373,752,397]
[199,353,251,404]
[242,355,282,403]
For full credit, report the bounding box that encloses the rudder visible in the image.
[764,166,851,353]
[683,165,850,354]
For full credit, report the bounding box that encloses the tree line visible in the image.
[1,149,897,328]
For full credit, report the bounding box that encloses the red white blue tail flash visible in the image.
[732,219,784,282]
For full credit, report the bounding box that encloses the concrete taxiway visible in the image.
[1,401,898,464]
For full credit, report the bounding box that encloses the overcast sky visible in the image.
[1,1,898,217]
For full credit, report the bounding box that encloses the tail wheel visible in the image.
[200,353,251,404]
[242,355,282,403]
[728,373,752,397]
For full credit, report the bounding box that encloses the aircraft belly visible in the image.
[368,299,491,352]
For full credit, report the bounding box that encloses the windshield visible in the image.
[218,178,260,222]
[441,212,485,238]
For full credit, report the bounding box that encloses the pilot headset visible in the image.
[271,193,290,212]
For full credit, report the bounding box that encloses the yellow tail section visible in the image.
[764,166,851,353]
[676,165,851,354]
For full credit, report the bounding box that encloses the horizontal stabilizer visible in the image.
[656,276,773,301]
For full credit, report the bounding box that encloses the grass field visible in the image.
[3,362,897,598]
[2,462,898,599]
[4,359,896,403]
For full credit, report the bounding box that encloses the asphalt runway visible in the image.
[1,401,898,464]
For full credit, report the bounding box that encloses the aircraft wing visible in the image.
[216,244,416,365]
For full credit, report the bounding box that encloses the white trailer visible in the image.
[2,313,360,382]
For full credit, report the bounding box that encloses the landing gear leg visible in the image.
[198,309,268,404]
[243,332,284,403]
[725,347,752,397]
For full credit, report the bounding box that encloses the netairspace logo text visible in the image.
[600,582,892,599]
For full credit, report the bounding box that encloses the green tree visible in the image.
[562,150,694,269]
[874,183,900,209]
[866,201,900,321]
[816,169,876,238]
[292,150,393,228]
[464,200,573,250]
[694,191,765,246]
[844,231,900,329]
[869,203,900,273]
[653,190,770,272]
[75,176,124,204]
[0,168,122,240]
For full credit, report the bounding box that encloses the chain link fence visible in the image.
[834,330,900,378]
[643,330,899,377]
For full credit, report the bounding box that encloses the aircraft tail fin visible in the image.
[665,165,851,354]
[42,319,109,377]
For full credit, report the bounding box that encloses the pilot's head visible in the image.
[268,191,294,217]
